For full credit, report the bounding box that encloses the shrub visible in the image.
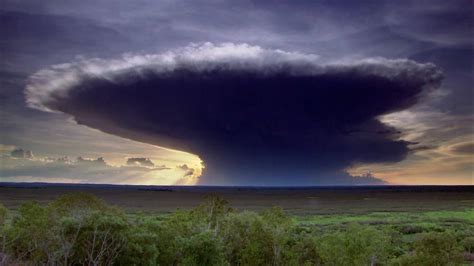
[319,224,392,265]
[193,195,233,231]
[282,232,322,266]
[48,192,108,216]
[412,232,463,265]
[182,230,227,266]
[462,236,474,253]
[6,202,55,263]
[399,225,424,234]
[117,217,161,265]
[220,211,271,265]
[393,231,464,266]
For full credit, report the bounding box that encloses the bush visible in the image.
[393,231,463,266]
[6,202,54,263]
[193,195,233,231]
[282,233,322,266]
[182,230,227,265]
[319,224,392,265]
[73,212,128,265]
[398,225,424,234]
[221,211,276,265]
[462,236,474,253]
[412,232,463,265]
[219,208,293,266]
[117,217,161,265]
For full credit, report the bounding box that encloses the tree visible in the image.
[117,216,161,265]
[319,224,391,265]
[77,212,128,266]
[154,209,207,265]
[193,195,232,233]
[48,192,108,217]
[396,232,464,266]
[220,208,292,266]
[282,232,322,266]
[182,230,227,266]
[4,193,128,265]
[151,197,231,265]
[6,201,59,264]
[261,207,292,265]
[462,236,474,254]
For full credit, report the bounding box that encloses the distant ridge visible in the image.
[0,182,472,193]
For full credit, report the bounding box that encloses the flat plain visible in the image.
[0,183,472,215]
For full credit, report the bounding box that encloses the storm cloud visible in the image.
[25,43,443,185]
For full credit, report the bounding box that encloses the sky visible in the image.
[0,0,472,186]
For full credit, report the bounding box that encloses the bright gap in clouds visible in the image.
[0,123,203,185]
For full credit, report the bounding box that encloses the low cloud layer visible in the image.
[126,157,155,167]
[450,142,474,155]
[25,43,443,185]
[177,164,195,177]
[10,148,34,159]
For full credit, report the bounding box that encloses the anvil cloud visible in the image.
[25,43,443,185]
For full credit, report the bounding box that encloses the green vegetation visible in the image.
[0,193,472,265]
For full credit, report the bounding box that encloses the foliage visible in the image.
[393,232,464,266]
[462,236,474,253]
[182,230,226,266]
[282,232,322,265]
[3,193,127,265]
[319,224,392,265]
[0,193,471,265]
[117,216,161,265]
[0,203,7,227]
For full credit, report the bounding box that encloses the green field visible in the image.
[296,209,474,229]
